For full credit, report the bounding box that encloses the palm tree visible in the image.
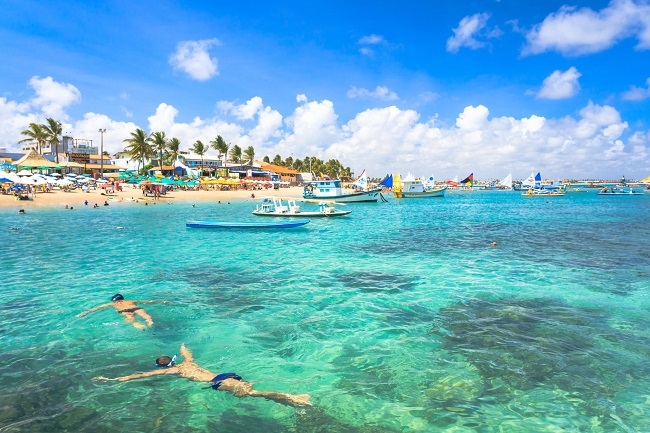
[243,146,255,165]
[191,140,208,176]
[42,118,62,163]
[123,128,153,173]
[150,131,168,173]
[210,135,229,166]
[229,145,242,164]
[167,137,181,173]
[19,123,47,154]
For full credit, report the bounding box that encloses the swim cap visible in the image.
[112,294,124,301]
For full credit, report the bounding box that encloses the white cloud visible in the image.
[537,67,582,99]
[1,79,647,180]
[358,34,385,45]
[447,13,500,53]
[169,39,220,81]
[29,76,81,119]
[347,86,399,101]
[358,34,387,56]
[456,105,489,130]
[523,0,650,56]
[622,77,650,100]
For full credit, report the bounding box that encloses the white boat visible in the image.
[303,171,381,203]
[393,173,447,198]
[597,187,644,196]
[498,173,513,190]
[522,188,566,197]
[253,198,351,217]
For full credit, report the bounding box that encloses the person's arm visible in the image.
[92,369,172,382]
[77,303,111,318]
[180,343,194,363]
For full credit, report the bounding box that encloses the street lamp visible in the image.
[98,128,106,178]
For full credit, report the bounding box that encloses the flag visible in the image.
[460,173,474,186]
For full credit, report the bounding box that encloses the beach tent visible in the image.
[14,150,57,169]
[640,174,650,183]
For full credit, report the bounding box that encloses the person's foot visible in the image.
[289,394,312,407]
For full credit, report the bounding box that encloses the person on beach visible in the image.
[93,343,311,408]
[77,294,156,330]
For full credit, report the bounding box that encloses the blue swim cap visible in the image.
[112,294,124,301]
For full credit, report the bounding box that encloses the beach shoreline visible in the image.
[0,185,306,209]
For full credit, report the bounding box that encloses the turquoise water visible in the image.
[2,191,650,432]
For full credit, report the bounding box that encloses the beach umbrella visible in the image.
[16,177,36,185]
[57,179,74,186]
[50,173,62,177]
[0,177,14,183]
[17,169,33,176]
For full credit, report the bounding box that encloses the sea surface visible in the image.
[1,190,649,432]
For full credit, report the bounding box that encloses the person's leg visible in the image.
[122,312,146,330]
[135,309,154,327]
[221,379,311,407]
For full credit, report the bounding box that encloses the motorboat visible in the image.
[252,198,351,217]
[186,220,310,229]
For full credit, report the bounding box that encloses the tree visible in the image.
[229,145,242,164]
[19,123,47,154]
[42,118,62,163]
[262,155,270,163]
[167,137,181,169]
[210,135,229,166]
[272,154,283,165]
[123,128,153,173]
[150,131,168,172]
[243,146,255,165]
[191,140,208,176]
[284,156,294,168]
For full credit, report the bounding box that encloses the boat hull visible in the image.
[303,190,380,203]
[394,186,447,198]
[252,210,351,217]
[186,220,310,229]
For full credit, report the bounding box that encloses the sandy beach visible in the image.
[0,185,306,208]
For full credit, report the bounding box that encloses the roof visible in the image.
[14,150,58,168]
[258,162,299,175]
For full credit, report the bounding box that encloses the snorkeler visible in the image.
[93,343,311,408]
[77,294,156,330]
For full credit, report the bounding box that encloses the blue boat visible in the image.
[186,220,310,229]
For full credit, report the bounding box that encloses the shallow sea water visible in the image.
[1,190,649,432]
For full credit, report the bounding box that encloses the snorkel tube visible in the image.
[154,354,177,368]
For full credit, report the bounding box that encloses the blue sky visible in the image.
[1,0,649,180]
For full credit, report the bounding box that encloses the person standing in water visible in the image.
[93,343,311,407]
[77,294,156,330]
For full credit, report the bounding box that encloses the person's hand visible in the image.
[92,376,112,382]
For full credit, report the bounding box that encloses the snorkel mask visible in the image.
[154,354,177,368]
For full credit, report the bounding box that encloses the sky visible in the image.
[1,0,649,180]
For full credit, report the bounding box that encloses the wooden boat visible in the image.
[252,198,351,217]
[392,173,447,198]
[303,171,381,203]
[186,220,310,229]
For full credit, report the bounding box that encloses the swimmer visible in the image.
[77,294,158,330]
[18,209,25,214]
[93,343,311,408]
[492,241,497,247]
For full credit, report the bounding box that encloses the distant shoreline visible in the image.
[0,185,306,209]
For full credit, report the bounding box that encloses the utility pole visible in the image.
[99,128,106,177]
